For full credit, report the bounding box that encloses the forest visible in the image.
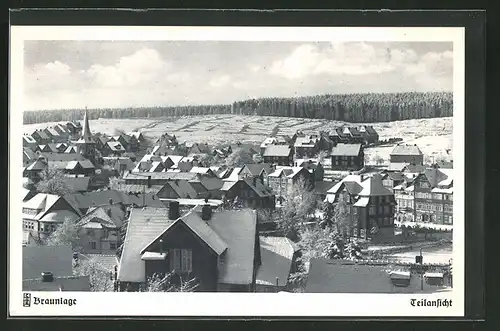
[23,91,453,125]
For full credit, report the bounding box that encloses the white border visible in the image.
[9,26,465,317]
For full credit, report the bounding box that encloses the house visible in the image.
[381,171,405,192]
[95,136,110,152]
[155,133,178,146]
[36,143,58,153]
[255,236,301,292]
[178,156,199,172]
[263,145,293,166]
[31,129,51,144]
[55,143,68,153]
[64,190,130,214]
[325,174,396,239]
[22,193,82,241]
[295,159,324,181]
[23,245,74,280]
[305,258,452,293]
[23,134,38,151]
[340,126,364,144]
[117,204,261,292]
[330,143,364,171]
[66,121,82,135]
[393,175,417,220]
[23,274,91,292]
[23,147,38,166]
[240,163,274,183]
[103,141,127,157]
[294,135,320,159]
[76,202,127,254]
[221,178,276,209]
[128,131,145,144]
[38,153,95,176]
[390,144,424,165]
[24,158,48,182]
[413,167,453,225]
[102,157,136,175]
[54,123,71,137]
[44,127,65,143]
[266,166,314,200]
[358,125,379,144]
[188,143,211,155]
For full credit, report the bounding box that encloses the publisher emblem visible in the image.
[23,293,31,307]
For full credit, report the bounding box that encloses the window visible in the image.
[90,242,96,249]
[169,249,193,273]
[369,206,376,216]
[433,193,442,200]
[436,205,443,212]
[109,243,117,250]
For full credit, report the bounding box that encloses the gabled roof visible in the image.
[314,180,336,195]
[106,141,126,152]
[23,245,73,280]
[117,184,164,194]
[263,145,292,157]
[294,136,318,148]
[327,175,363,194]
[64,146,78,153]
[256,236,297,287]
[260,137,278,148]
[117,208,176,282]
[23,135,37,144]
[45,127,61,137]
[207,209,257,285]
[32,130,50,140]
[26,159,47,171]
[141,211,228,256]
[23,193,81,220]
[358,174,393,197]
[424,168,451,188]
[330,143,362,157]
[242,163,273,176]
[64,190,130,211]
[268,166,306,179]
[391,144,423,156]
[77,204,126,229]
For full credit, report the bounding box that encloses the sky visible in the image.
[23,41,453,110]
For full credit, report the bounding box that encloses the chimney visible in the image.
[147,176,152,188]
[41,272,54,282]
[202,204,212,221]
[168,201,180,220]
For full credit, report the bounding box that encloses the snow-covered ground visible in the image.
[24,114,453,163]
[386,243,453,264]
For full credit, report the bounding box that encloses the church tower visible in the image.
[76,108,96,165]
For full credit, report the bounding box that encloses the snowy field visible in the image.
[385,243,453,264]
[23,115,453,163]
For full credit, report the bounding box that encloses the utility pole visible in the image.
[418,248,424,291]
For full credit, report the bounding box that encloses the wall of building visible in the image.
[144,221,219,292]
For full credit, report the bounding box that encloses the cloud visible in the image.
[86,48,169,87]
[270,42,453,81]
[25,61,72,91]
[209,75,231,88]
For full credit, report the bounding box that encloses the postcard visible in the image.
[9,25,464,317]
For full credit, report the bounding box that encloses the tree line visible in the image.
[23,92,452,125]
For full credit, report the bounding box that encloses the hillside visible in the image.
[23,115,453,164]
[22,92,452,125]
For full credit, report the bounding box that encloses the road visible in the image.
[386,243,453,264]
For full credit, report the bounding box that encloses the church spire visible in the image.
[81,107,94,143]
